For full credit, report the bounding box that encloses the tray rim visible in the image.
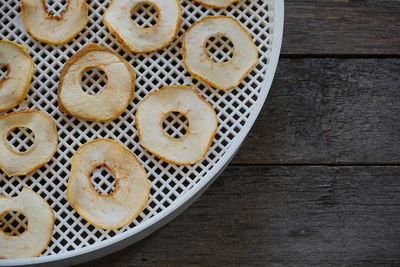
[1,0,284,265]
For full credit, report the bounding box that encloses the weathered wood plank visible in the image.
[283,0,400,55]
[79,165,400,266]
[232,58,400,164]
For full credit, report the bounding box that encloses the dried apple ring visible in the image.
[192,0,237,8]
[0,41,34,112]
[21,0,88,45]
[58,43,135,122]
[0,187,54,259]
[0,110,58,176]
[136,85,218,165]
[103,0,181,53]
[66,139,150,229]
[182,16,258,90]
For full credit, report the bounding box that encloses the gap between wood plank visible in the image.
[281,54,400,59]
[232,58,400,165]
[230,162,400,167]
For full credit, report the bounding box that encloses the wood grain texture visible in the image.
[79,166,400,266]
[283,0,400,55]
[233,58,400,164]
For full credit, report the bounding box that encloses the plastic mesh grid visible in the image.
[0,64,7,80]
[81,68,108,95]
[206,35,235,63]
[0,0,272,257]
[0,211,28,236]
[90,166,116,195]
[162,112,190,139]
[6,127,35,153]
[131,3,159,28]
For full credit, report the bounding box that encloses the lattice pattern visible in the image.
[82,69,107,95]
[162,111,189,138]
[0,64,7,80]
[0,211,28,236]
[45,0,68,18]
[90,166,115,195]
[0,0,273,257]
[131,3,159,28]
[6,127,35,153]
[206,35,235,63]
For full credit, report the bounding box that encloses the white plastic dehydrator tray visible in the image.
[0,0,283,265]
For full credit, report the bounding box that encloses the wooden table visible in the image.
[80,1,400,265]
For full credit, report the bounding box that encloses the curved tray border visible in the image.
[1,0,284,266]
